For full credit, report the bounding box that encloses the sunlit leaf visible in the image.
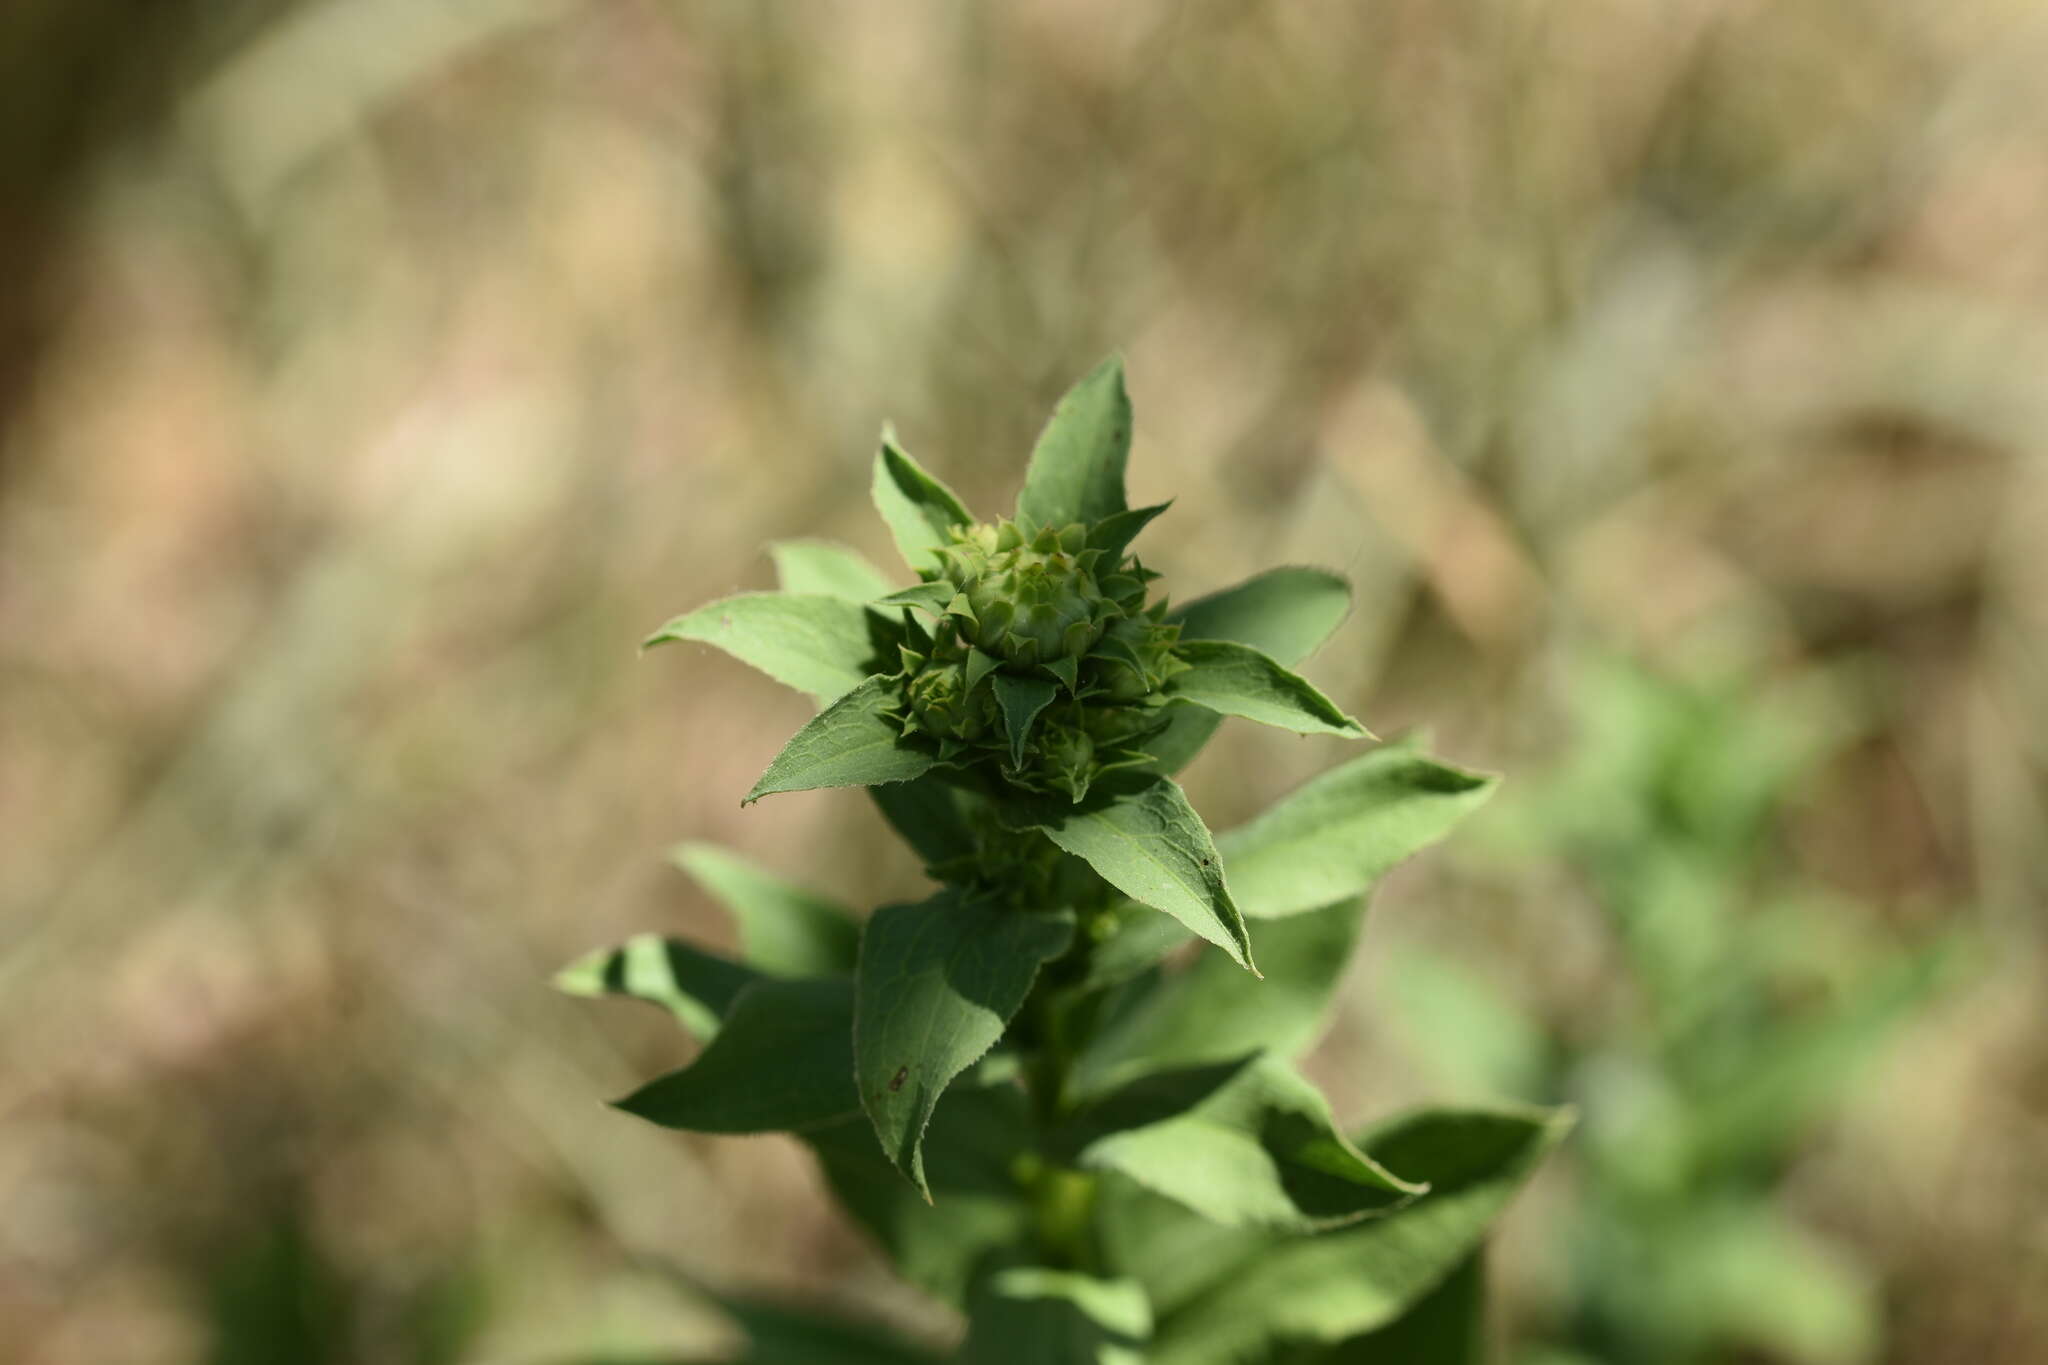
[746,676,940,803]
[668,842,860,977]
[873,435,973,575]
[1166,640,1367,738]
[644,593,883,705]
[856,893,1074,1194]
[1017,355,1132,530]
[614,978,858,1133]
[769,540,898,603]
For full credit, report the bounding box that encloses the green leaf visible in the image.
[1166,640,1368,738]
[711,1296,945,1365]
[959,1268,1152,1365]
[1089,501,1171,562]
[1171,568,1353,663]
[1144,568,1352,773]
[806,1077,1035,1308]
[668,842,860,977]
[747,676,940,804]
[1017,777,1254,972]
[873,435,973,575]
[1017,355,1132,530]
[873,582,957,616]
[614,978,859,1133]
[769,540,898,603]
[1070,902,1202,993]
[856,894,1075,1194]
[1070,898,1367,1100]
[553,934,760,1042]
[1062,1056,1423,1233]
[1219,747,1498,919]
[644,593,883,706]
[992,674,1060,766]
[1306,1253,1485,1364]
[869,776,979,868]
[1147,1106,1572,1365]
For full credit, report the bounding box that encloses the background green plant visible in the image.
[2,2,2040,1362]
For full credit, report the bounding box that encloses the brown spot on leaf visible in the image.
[888,1066,909,1093]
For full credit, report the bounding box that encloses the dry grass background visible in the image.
[2,2,2045,1361]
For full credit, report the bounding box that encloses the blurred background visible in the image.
[3,1,2045,1361]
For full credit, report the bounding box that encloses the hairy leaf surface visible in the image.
[644,593,880,705]
[856,894,1075,1194]
[1017,355,1132,530]
[615,978,858,1133]
[1220,746,1497,919]
[873,436,973,575]
[1017,777,1253,972]
[1166,640,1367,737]
[769,540,898,603]
[747,676,940,803]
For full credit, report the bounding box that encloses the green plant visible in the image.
[1391,651,1963,1365]
[561,359,1567,1364]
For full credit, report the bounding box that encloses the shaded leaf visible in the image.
[554,934,760,1042]
[1017,355,1132,530]
[856,894,1075,1194]
[669,842,860,977]
[1148,1106,1571,1364]
[615,978,858,1133]
[1061,1056,1422,1233]
[873,436,973,575]
[1070,899,1366,1100]
[770,540,898,603]
[1166,640,1367,738]
[959,1268,1152,1365]
[645,593,882,706]
[807,1077,1035,1308]
[747,676,940,804]
[992,674,1059,766]
[870,776,979,868]
[1306,1253,1485,1364]
[1015,777,1253,972]
[1220,747,1497,919]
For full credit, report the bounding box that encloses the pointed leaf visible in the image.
[1015,777,1254,971]
[615,978,859,1133]
[873,582,957,616]
[746,676,939,804]
[554,934,760,1041]
[1219,747,1498,919]
[1166,640,1369,737]
[769,540,897,602]
[1088,501,1171,562]
[645,593,882,705]
[1144,568,1352,775]
[1061,1056,1423,1232]
[1171,567,1353,663]
[856,894,1075,1194]
[992,674,1060,766]
[873,435,973,575]
[959,1269,1152,1365]
[1018,355,1132,529]
[1147,1106,1572,1364]
[669,842,860,976]
[806,1077,1035,1307]
[1071,898,1367,1099]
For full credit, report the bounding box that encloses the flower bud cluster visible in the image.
[890,518,1187,803]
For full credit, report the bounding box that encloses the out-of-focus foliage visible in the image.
[2,1,2044,1362]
